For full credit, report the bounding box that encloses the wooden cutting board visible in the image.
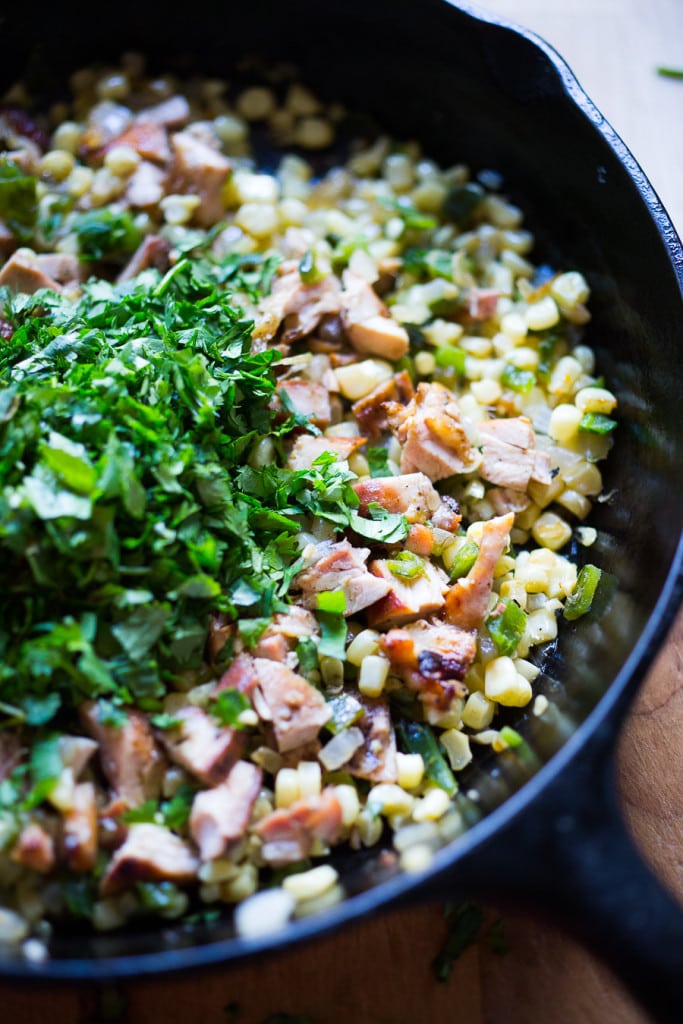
[2,1,681,1020]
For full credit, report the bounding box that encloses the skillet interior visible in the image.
[0,0,682,975]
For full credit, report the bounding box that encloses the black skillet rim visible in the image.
[2,0,682,983]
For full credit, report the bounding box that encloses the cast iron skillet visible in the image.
[1,0,682,1019]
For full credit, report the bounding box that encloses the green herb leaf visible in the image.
[657,65,683,79]
[433,901,485,981]
[367,447,393,478]
[317,591,347,661]
[209,688,251,728]
[0,158,37,242]
[73,206,143,262]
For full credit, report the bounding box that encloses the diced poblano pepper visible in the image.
[563,563,603,621]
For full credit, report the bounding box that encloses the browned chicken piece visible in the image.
[406,523,435,557]
[189,760,262,861]
[467,287,499,321]
[0,251,82,294]
[169,130,231,227]
[117,234,171,282]
[444,512,514,631]
[431,494,462,533]
[295,539,391,616]
[380,619,476,711]
[253,268,342,347]
[11,822,56,874]
[98,121,171,164]
[252,658,331,753]
[255,788,343,866]
[253,632,289,662]
[135,95,191,128]
[99,823,199,896]
[353,472,441,524]
[216,651,260,699]
[287,434,367,472]
[0,733,22,781]
[366,558,449,630]
[156,706,246,786]
[253,606,319,663]
[62,782,98,873]
[386,382,477,481]
[346,695,398,783]
[339,270,409,360]
[79,702,165,808]
[125,160,166,209]
[478,417,552,491]
[276,378,332,428]
[487,486,531,516]
[351,368,414,438]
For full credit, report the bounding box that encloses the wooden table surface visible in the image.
[3,1,682,1021]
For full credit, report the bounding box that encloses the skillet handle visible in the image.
[429,724,683,1023]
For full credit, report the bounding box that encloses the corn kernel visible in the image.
[294,116,334,150]
[335,784,360,827]
[335,359,393,400]
[550,271,590,309]
[346,629,380,666]
[561,460,602,496]
[235,202,280,239]
[531,511,572,551]
[39,149,75,182]
[415,351,436,376]
[160,193,200,226]
[51,121,81,154]
[396,752,425,790]
[358,654,390,698]
[104,145,140,177]
[549,355,583,396]
[236,86,276,121]
[556,488,591,520]
[485,656,533,707]
[549,403,582,443]
[525,296,559,331]
[400,843,435,873]
[282,865,338,902]
[526,607,559,645]
[368,784,415,817]
[275,768,300,809]
[471,378,502,404]
[461,690,496,729]
[575,386,617,415]
[298,761,322,799]
[440,729,473,771]
[413,787,451,822]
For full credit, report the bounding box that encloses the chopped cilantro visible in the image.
[209,688,252,728]
[396,720,457,796]
[433,901,484,981]
[72,206,143,262]
[0,158,37,242]
[316,591,347,661]
[367,446,392,478]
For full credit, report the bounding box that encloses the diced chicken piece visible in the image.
[101,121,170,164]
[252,658,331,753]
[206,612,234,662]
[117,234,171,282]
[267,606,319,640]
[478,417,553,490]
[340,270,409,360]
[488,487,531,516]
[169,131,231,227]
[11,822,56,874]
[190,760,262,861]
[0,250,81,294]
[406,523,435,557]
[126,160,166,209]
[79,702,165,808]
[295,540,391,616]
[380,619,476,710]
[386,382,477,482]
[79,101,133,156]
[347,694,398,783]
[62,781,98,873]
[351,369,414,438]
[287,434,366,471]
[431,494,462,533]
[444,512,514,631]
[276,378,332,428]
[366,559,449,630]
[254,632,289,663]
[157,706,246,786]
[253,268,341,347]
[353,472,441,524]
[467,287,500,321]
[0,733,22,781]
[216,651,260,699]
[255,788,343,866]
[99,823,198,896]
[57,735,98,779]
[135,95,191,128]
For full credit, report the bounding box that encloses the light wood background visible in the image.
[2,1,682,1020]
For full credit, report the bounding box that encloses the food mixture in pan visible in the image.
[0,56,616,952]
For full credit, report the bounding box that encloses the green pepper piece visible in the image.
[397,720,457,795]
[563,564,603,621]
[487,599,527,657]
